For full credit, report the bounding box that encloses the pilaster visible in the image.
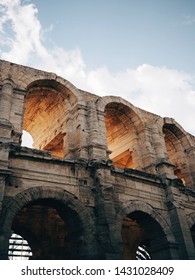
[185,147,195,186]
[88,101,107,160]
[152,125,176,179]
[165,184,195,259]
[0,79,14,142]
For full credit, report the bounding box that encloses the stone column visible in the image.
[91,164,118,259]
[166,200,195,259]
[66,104,89,159]
[138,126,157,174]
[0,79,14,141]
[0,78,14,121]
[0,173,11,260]
[0,169,11,213]
[0,177,5,215]
[64,116,74,159]
[152,125,176,178]
[185,147,195,187]
[75,105,89,159]
[130,134,143,170]
[88,101,107,160]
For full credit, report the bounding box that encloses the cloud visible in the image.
[0,0,195,136]
[86,64,195,135]
[182,15,195,26]
[0,0,86,79]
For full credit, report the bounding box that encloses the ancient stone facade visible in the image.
[0,59,195,260]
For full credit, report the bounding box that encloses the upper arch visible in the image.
[96,95,146,125]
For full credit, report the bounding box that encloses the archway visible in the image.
[104,102,143,170]
[23,79,76,158]
[163,123,193,187]
[114,200,177,260]
[122,211,168,260]
[11,198,83,259]
[0,187,97,260]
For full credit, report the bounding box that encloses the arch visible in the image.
[4,63,87,158]
[163,118,194,150]
[26,79,79,106]
[0,61,85,105]
[0,186,96,260]
[96,96,146,126]
[162,118,194,186]
[96,96,150,170]
[112,200,176,259]
[22,78,87,158]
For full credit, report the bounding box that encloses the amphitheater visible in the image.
[0,59,195,260]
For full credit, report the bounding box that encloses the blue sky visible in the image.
[0,0,195,137]
[29,0,195,73]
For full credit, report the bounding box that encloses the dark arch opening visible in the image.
[190,224,195,249]
[121,211,169,260]
[11,198,83,260]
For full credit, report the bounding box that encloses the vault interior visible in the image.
[163,124,190,185]
[23,80,72,158]
[105,102,138,169]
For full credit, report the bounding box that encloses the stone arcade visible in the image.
[0,60,195,260]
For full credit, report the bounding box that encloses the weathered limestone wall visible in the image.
[0,60,195,260]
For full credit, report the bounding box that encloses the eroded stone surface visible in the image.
[0,60,195,260]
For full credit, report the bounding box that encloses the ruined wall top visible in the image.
[0,59,195,184]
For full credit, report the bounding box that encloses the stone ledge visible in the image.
[112,167,162,187]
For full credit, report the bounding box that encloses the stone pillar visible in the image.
[91,164,118,259]
[152,126,176,178]
[0,169,11,213]
[131,135,143,170]
[0,177,6,214]
[63,105,88,159]
[63,116,74,159]
[138,127,157,174]
[88,101,107,160]
[78,107,88,159]
[166,181,195,259]
[166,200,195,259]
[0,79,14,141]
[185,147,195,187]
[0,78,14,121]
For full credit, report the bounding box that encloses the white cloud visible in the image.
[0,0,86,79]
[85,64,195,135]
[0,0,195,136]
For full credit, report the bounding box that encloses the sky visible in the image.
[0,0,195,140]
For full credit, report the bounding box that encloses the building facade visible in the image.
[0,60,195,260]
